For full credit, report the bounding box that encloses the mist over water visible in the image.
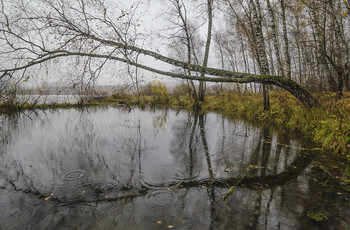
[0,106,349,229]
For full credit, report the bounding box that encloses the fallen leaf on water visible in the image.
[168,225,174,229]
[44,193,54,201]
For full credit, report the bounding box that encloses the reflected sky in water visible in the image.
[0,106,349,229]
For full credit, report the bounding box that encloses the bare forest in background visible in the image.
[0,0,349,109]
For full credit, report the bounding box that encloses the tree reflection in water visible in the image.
[0,106,348,229]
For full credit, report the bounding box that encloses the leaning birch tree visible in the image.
[0,0,320,108]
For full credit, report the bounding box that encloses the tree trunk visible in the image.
[250,0,270,110]
[310,1,338,92]
[199,0,214,102]
[345,63,350,91]
[280,0,292,79]
[336,70,344,98]
[263,85,270,110]
[170,0,199,106]
[266,0,284,76]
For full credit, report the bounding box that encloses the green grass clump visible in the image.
[306,210,329,222]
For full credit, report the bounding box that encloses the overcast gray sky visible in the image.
[2,0,221,89]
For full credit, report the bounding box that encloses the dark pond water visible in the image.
[0,106,349,229]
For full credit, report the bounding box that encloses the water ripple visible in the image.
[139,167,184,189]
[63,170,86,181]
[129,211,155,228]
[146,189,177,208]
[1,206,35,230]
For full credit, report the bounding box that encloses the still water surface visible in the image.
[0,106,349,229]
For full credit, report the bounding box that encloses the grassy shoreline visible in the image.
[100,91,350,158]
[201,92,350,157]
[1,91,349,158]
